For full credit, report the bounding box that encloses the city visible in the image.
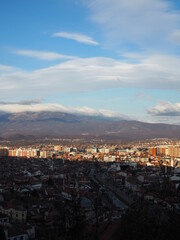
[1,139,180,239]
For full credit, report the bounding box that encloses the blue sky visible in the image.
[1,0,180,123]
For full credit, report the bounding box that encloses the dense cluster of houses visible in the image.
[0,156,129,239]
[0,140,180,239]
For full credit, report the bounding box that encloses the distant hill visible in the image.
[0,111,180,141]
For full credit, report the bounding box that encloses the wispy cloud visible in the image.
[85,0,180,51]
[14,49,76,61]
[0,99,42,105]
[0,101,126,118]
[52,31,99,46]
[0,64,17,72]
[1,54,180,98]
[136,92,152,101]
[148,102,180,116]
[169,30,180,45]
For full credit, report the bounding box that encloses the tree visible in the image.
[113,202,180,240]
[0,226,6,240]
[47,177,54,186]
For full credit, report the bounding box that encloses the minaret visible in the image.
[171,158,174,168]
[62,151,65,190]
[62,151,65,165]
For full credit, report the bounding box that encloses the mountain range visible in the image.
[0,111,180,141]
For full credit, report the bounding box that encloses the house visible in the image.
[4,226,28,240]
[0,200,27,223]
[61,191,72,201]
[0,213,9,225]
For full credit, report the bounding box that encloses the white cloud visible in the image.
[1,54,180,98]
[148,102,180,116]
[85,0,180,50]
[14,49,76,61]
[52,31,99,46]
[0,102,126,118]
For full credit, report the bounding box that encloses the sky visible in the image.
[1,0,180,123]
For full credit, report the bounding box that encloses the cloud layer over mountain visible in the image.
[0,101,126,119]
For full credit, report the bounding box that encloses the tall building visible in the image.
[168,145,180,158]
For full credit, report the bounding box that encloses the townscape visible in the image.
[2,0,180,239]
[1,139,180,239]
